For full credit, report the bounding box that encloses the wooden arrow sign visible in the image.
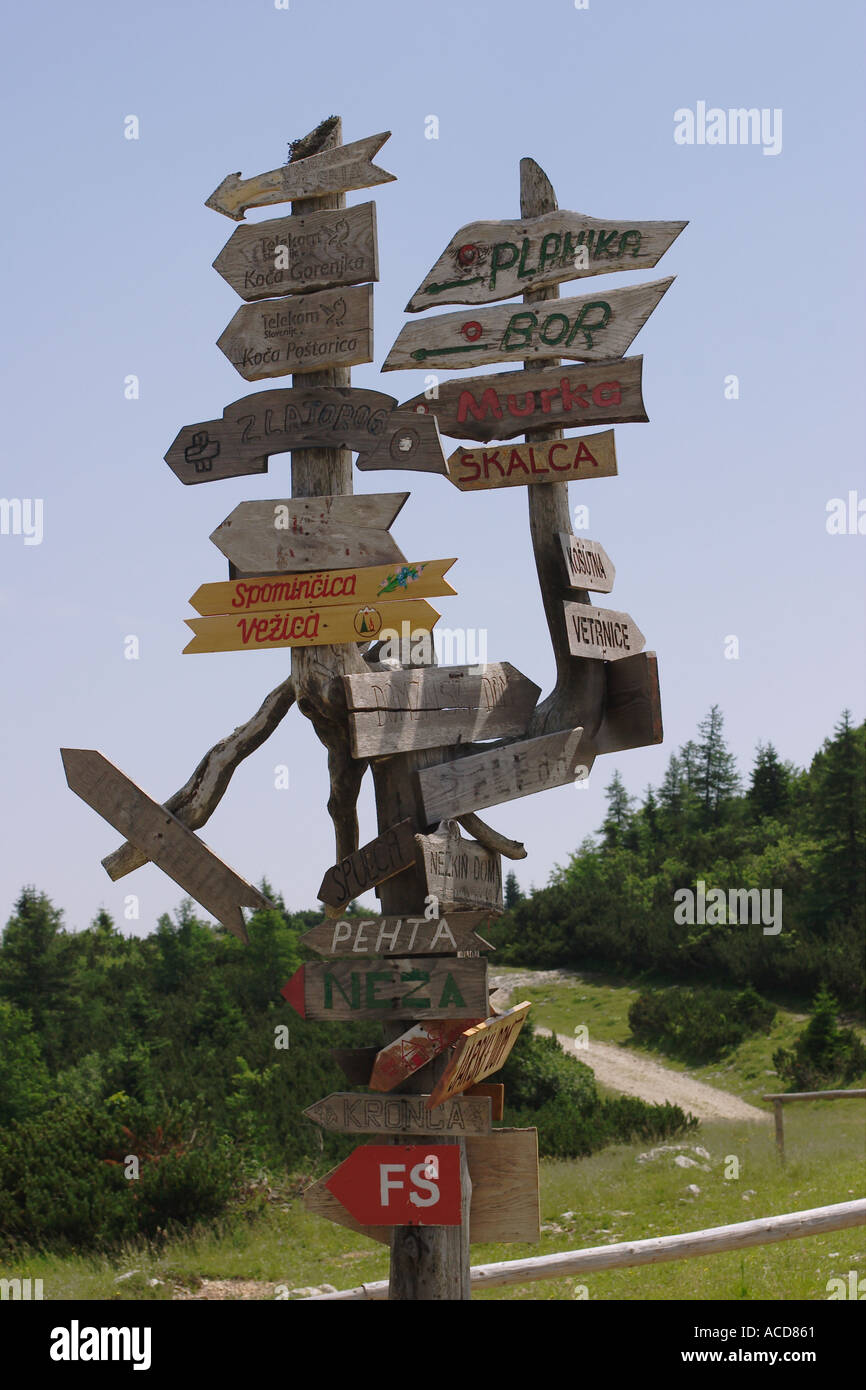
[165,389,449,486]
[218,283,373,382]
[369,1018,483,1092]
[209,493,408,573]
[563,601,645,661]
[415,821,503,915]
[596,651,663,754]
[401,356,647,442]
[383,277,673,372]
[281,958,488,1021]
[324,1144,462,1227]
[447,430,617,492]
[301,912,494,957]
[183,599,439,655]
[189,559,456,617]
[406,210,687,310]
[428,1003,532,1109]
[318,820,417,910]
[559,534,615,593]
[304,1092,492,1137]
[342,660,540,758]
[417,727,585,823]
[213,202,378,301]
[205,131,396,220]
[60,750,268,942]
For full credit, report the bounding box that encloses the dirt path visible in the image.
[491,970,768,1124]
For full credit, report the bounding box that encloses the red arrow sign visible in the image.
[324,1144,462,1226]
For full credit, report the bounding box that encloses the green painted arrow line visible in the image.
[423,276,484,295]
[410,343,495,361]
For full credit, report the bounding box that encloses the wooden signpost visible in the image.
[281,957,489,1021]
[64,115,682,1301]
[164,388,449,486]
[559,534,615,593]
[218,283,374,381]
[447,429,617,492]
[304,1093,492,1136]
[209,493,409,573]
[317,820,417,909]
[406,210,687,308]
[428,1004,532,1109]
[300,912,494,957]
[417,727,586,823]
[401,356,647,442]
[206,131,396,220]
[189,559,456,617]
[415,821,504,914]
[383,277,673,371]
[213,201,378,300]
[563,600,645,661]
[183,599,439,655]
[342,661,540,758]
[60,750,268,942]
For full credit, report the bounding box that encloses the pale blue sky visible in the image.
[1,0,864,933]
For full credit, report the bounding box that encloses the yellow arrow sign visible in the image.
[183,599,440,654]
[189,559,456,617]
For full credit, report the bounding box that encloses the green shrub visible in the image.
[773,986,866,1089]
[628,984,776,1061]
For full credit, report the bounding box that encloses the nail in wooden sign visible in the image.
[60,750,268,943]
[559,534,615,593]
[401,356,647,443]
[304,1092,492,1136]
[300,911,494,957]
[304,1128,539,1244]
[563,601,645,661]
[209,493,408,573]
[183,599,439,655]
[218,283,373,381]
[213,201,378,301]
[383,278,673,371]
[324,1144,462,1227]
[342,660,540,758]
[428,1003,532,1109]
[281,957,488,1020]
[415,821,503,915]
[369,1019,482,1092]
[447,430,617,492]
[189,559,456,617]
[206,131,396,220]
[417,727,585,823]
[317,820,416,910]
[165,388,450,486]
[406,210,687,309]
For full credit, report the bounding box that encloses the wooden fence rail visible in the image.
[304,1198,866,1300]
[763,1089,866,1161]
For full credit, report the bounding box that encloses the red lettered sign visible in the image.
[324,1144,462,1226]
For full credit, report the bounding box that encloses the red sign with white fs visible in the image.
[324,1144,462,1226]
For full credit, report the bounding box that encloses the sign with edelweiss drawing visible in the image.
[317,820,417,910]
[206,131,396,220]
[417,727,585,823]
[369,1018,482,1092]
[165,388,449,485]
[563,601,645,661]
[382,278,673,371]
[209,493,408,573]
[281,958,488,1020]
[300,912,494,957]
[342,661,540,758]
[183,599,439,655]
[304,1092,492,1136]
[218,283,373,381]
[559,535,615,593]
[447,431,616,492]
[189,560,456,617]
[406,210,687,309]
[401,357,647,443]
[427,1003,532,1109]
[214,201,377,301]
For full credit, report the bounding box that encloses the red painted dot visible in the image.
[461,321,483,342]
